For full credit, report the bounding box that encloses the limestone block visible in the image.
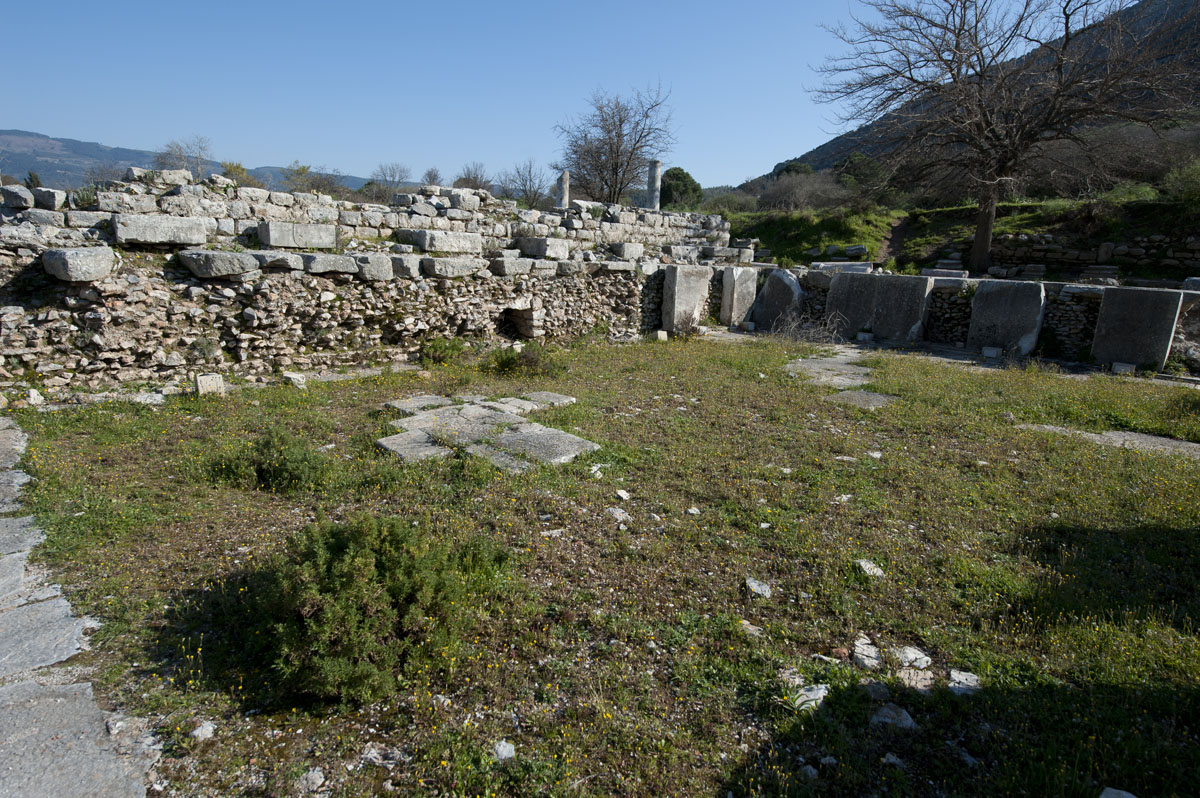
[421,256,488,278]
[301,253,358,274]
[114,214,207,245]
[269,191,294,206]
[18,209,64,227]
[66,211,111,229]
[410,202,438,217]
[519,237,570,260]
[966,280,1046,356]
[450,192,481,211]
[600,261,635,272]
[664,244,700,263]
[257,221,337,249]
[31,188,66,210]
[749,269,805,331]
[195,373,225,396]
[612,242,644,259]
[557,261,589,275]
[1091,286,1183,371]
[489,257,534,276]
[97,192,158,213]
[178,249,261,278]
[0,185,35,209]
[414,230,483,254]
[237,187,270,203]
[42,247,115,282]
[662,264,714,333]
[247,250,304,270]
[721,266,757,327]
[354,253,393,281]
[391,254,422,279]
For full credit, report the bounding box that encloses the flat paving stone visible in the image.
[384,394,455,415]
[825,390,896,410]
[375,430,452,462]
[495,423,600,465]
[0,551,30,605]
[0,596,88,679]
[524,391,576,407]
[0,516,42,555]
[786,359,873,388]
[0,680,150,798]
[1018,424,1200,460]
[0,428,28,470]
[466,444,536,474]
[0,471,31,514]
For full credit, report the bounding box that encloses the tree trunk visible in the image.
[969,185,998,272]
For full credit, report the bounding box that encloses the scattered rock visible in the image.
[881,752,905,767]
[853,634,883,670]
[298,767,325,792]
[605,507,632,524]
[858,678,890,701]
[871,703,917,730]
[779,667,805,688]
[790,684,830,712]
[493,740,516,761]
[1099,789,1137,798]
[745,577,772,599]
[896,668,935,694]
[855,559,885,578]
[281,372,308,389]
[739,619,763,637]
[189,721,215,741]
[894,645,931,670]
[616,489,631,501]
[686,506,700,516]
[866,450,882,459]
[948,669,981,696]
[26,389,44,407]
[800,764,819,779]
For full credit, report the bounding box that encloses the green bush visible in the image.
[209,428,332,493]
[1163,157,1200,209]
[271,515,506,703]
[660,166,704,210]
[483,340,563,376]
[419,336,467,366]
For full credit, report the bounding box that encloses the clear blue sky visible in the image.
[7,0,859,187]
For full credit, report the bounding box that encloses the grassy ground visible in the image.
[14,338,1200,796]
[727,209,904,265]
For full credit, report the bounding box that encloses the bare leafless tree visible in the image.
[452,161,491,191]
[421,167,443,186]
[495,159,552,209]
[154,135,213,178]
[360,162,412,202]
[554,85,676,204]
[818,0,1198,269]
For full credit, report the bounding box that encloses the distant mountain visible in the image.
[747,0,1198,187]
[0,129,369,190]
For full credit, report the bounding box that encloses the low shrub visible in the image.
[483,340,563,377]
[419,336,467,366]
[208,428,332,493]
[271,515,507,703]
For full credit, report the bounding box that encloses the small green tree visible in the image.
[220,161,265,188]
[660,166,703,209]
[23,171,42,189]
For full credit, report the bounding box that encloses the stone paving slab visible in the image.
[0,516,42,555]
[384,394,455,415]
[523,391,576,407]
[785,346,874,389]
[0,680,149,798]
[0,470,31,514]
[466,444,537,474]
[1018,424,1200,460]
[0,597,88,680]
[495,423,600,465]
[375,430,453,461]
[825,390,896,410]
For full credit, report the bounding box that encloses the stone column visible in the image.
[647,160,662,211]
[556,170,570,209]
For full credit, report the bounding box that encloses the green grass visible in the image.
[13,339,1200,796]
[728,208,905,264]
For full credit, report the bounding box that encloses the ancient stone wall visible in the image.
[0,170,748,392]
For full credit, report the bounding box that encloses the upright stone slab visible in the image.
[966,280,1046,356]
[662,264,714,333]
[518,237,569,260]
[869,274,932,343]
[1091,286,1183,371]
[826,272,880,338]
[556,170,570,209]
[748,269,805,332]
[258,221,336,249]
[721,266,757,327]
[647,160,662,211]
